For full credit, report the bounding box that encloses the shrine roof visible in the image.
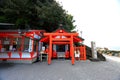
[40,27,84,43]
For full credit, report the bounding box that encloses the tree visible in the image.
[0,0,76,32]
[64,14,76,32]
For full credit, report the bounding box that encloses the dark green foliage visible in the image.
[0,0,76,32]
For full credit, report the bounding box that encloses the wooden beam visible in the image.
[0,34,14,38]
[44,33,78,36]
[52,38,71,41]
[52,42,70,44]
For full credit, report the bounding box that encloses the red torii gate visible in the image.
[40,28,84,65]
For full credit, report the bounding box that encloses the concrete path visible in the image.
[104,54,120,62]
[0,56,120,80]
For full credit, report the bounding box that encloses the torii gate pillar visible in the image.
[48,35,52,64]
[70,36,75,65]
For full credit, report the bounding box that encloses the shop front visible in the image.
[0,30,45,63]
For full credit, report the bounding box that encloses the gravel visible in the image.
[0,58,120,80]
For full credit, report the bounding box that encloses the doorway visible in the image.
[56,45,65,52]
[56,45,65,58]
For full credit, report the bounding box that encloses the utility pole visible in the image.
[80,31,82,37]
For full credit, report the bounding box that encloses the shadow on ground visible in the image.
[0,62,15,69]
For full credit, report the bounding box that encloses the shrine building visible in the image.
[0,24,86,65]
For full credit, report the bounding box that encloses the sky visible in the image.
[56,0,120,50]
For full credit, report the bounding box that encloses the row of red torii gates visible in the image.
[40,28,86,65]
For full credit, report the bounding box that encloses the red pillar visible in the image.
[83,45,86,60]
[48,35,52,64]
[30,52,34,58]
[9,38,13,51]
[79,47,81,60]
[80,46,84,60]
[36,42,39,57]
[21,36,24,51]
[70,36,75,65]
[32,34,34,52]
[0,40,2,51]
[31,34,34,58]
[8,52,11,58]
[19,52,22,58]
[79,45,86,60]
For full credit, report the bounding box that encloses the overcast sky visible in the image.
[56,0,120,50]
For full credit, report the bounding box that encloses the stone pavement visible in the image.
[0,58,120,80]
